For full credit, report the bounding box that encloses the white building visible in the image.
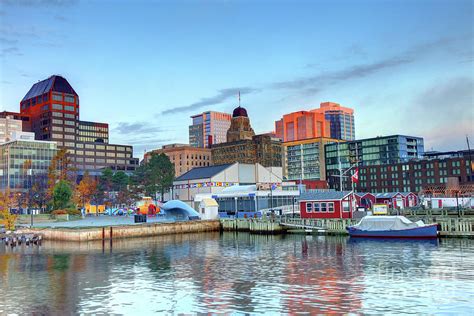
[0,116,23,143]
[173,162,283,204]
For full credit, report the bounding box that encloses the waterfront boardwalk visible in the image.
[221,216,474,237]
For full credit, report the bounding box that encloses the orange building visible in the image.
[275,111,329,142]
[144,143,212,177]
[275,102,355,142]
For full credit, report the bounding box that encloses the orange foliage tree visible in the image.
[74,171,97,209]
[0,190,17,231]
[47,148,76,198]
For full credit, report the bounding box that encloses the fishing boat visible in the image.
[347,216,438,238]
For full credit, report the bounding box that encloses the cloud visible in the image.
[0,37,18,45]
[113,122,166,135]
[1,80,12,84]
[160,87,260,115]
[272,35,473,97]
[1,46,22,56]
[405,76,474,151]
[1,0,78,6]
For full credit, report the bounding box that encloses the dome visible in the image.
[232,106,248,118]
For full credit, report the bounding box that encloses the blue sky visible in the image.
[1,0,473,158]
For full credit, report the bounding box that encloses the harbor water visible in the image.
[1,232,473,314]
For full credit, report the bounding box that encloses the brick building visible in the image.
[212,106,282,167]
[144,143,212,177]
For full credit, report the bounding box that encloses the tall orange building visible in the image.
[275,102,355,142]
[275,111,329,142]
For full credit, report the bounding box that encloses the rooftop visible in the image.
[175,163,233,181]
[22,75,77,102]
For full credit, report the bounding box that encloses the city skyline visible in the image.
[1,0,473,158]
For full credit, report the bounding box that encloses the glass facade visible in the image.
[286,142,321,180]
[325,135,424,190]
[189,111,231,148]
[0,140,57,191]
[325,112,355,141]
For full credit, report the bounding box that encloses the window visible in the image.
[52,104,62,110]
[342,201,350,212]
[52,93,62,101]
[306,203,313,213]
[321,202,327,212]
[64,95,75,103]
[313,202,320,212]
[328,202,334,213]
[64,105,75,112]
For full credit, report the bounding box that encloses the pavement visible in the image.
[32,215,175,228]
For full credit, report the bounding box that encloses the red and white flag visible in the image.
[352,168,359,183]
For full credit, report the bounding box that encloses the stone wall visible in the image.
[23,220,221,242]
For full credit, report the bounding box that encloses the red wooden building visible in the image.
[299,191,354,219]
[374,192,418,209]
[354,192,376,209]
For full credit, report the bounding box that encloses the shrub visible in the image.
[51,209,68,215]
[66,209,81,216]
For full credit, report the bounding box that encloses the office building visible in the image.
[0,115,23,143]
[316,102,355,141]
[275,110,329,142]
[356,153,472,194]
[282,137,341,182]
[0,111,31,135]
[144,143,212,177]
[275,102,355,142]
[189,111,232,148]
[19,75,139,175]
[212,106,282,167]
[325,135,424,190]
[0,132,57,192]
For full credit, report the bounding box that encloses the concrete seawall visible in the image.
[21,220,221,242]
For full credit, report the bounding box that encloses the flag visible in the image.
[351,168,359,183]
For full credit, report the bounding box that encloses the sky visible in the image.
[0,0,473,159]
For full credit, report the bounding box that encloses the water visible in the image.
[1,233,473,314]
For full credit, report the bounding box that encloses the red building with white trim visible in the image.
[354,192,376,209]
[299,191,354,219]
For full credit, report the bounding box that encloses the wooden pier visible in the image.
[221,216,474,237]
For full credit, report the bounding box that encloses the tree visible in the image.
[99,168,114,205]
[112,171,129,192]
[47,149,76,198]
[0,190,17,231]
[74,171,97,209]
[135,153,175,201]
[31,174,49,212]
[52,180,74,210]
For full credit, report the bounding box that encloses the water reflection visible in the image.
[1,233,473,314]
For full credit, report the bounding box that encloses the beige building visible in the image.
[0,115,23,143]
[144,143,212,177]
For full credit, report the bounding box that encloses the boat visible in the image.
[347,216,438,238]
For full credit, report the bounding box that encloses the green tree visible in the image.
[52,180,74,210]
[112,171,129,192]
[135,153,175,201]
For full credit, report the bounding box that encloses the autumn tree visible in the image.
[0,190,17,231]
[74,171,97,209]
[31,174,49,212]
[47,148,76,198]
[134,153,175,201]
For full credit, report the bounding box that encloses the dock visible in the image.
[221,216,474,237]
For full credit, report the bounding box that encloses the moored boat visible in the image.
[347,216,438,238]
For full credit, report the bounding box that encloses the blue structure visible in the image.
[161,200,201,220]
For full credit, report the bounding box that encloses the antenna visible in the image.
[238,91,241,107]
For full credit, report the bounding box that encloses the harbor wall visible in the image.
[22,220,220,242]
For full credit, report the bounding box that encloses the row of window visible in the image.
[306,202,335,213]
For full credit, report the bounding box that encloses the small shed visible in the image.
[375,192,405,209]
[299,191,354,219]
[401,192,418,208]
[199,198,219,220]
[354,192,376,209]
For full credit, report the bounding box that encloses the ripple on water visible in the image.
[1,234,474,314]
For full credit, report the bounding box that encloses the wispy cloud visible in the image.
[1,0,78,6]
[272,35,473,97]
[1,46,22,56]
[113,122,166,135]
[405,76,474,151]
[160,87,260,115]
[0,37,18,45]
